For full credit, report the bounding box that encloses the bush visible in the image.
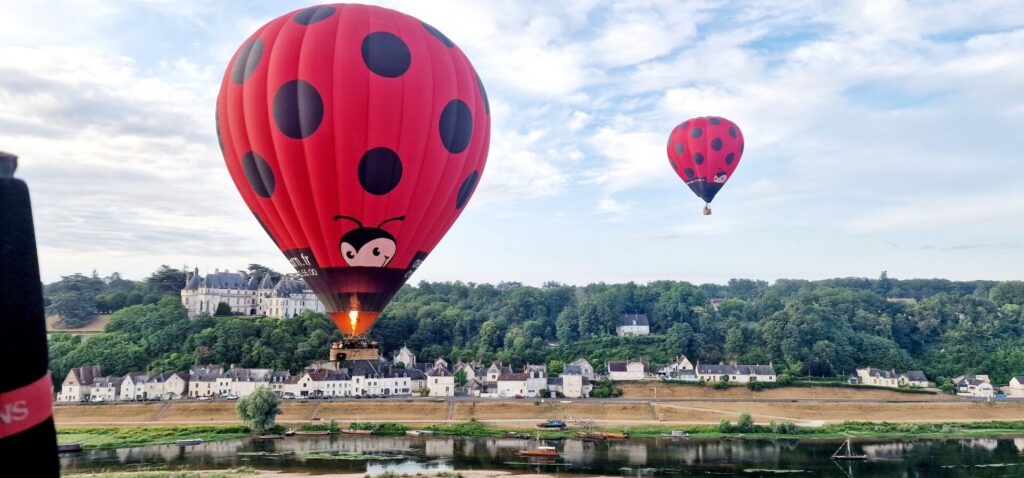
[776,374,794,386]
[770,420,798,434]
[214,302,233,316]
[746,381,769,391]
[737,412,755,433]
[718,418,732,433]
[539,389,551,398]
[349,422,408,435]
[712,381,730,390]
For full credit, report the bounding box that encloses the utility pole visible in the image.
[0,151,60,475]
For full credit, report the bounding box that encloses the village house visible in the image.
[162,372,190,399]
[607,359,650,381]
[855,368,899,387]
[898,371,930,388]
[88,376,123,402]
[222,367,275,398]
[188,365,223,398]
[57,365,101,402]
[393,346,417,368]
[525,364,547,397]
[120,372,150,401]
[696,363,777,383]
[349,360,412,396]
[1003,376,1024,397]
[145,372,175,400]
[659,356,698,381]
[426,363,455,397]
[616,313,650,337]
[569,358,595,380]
[467,378,498,398]
[559,365,591,398]
[954,374,995,398]
[497,372,530,397]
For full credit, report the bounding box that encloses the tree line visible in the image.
[45,266,1024,387]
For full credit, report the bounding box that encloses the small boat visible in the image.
[536,419,567,430]
[832,439,868,461]
[175,438,203,446]
[505,431,531,439]
[57,443,83,453]
[576,432,607,441]
[597,431,628,439]
[342,429,374,435]
[661,430,688,438]
[295,430,331,436]
[406,430,435,436]
[284,429,297,436]
[518,445,560,458]
[258,433,285,440]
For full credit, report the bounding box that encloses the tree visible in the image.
[246,264,281,282]
[455,370,468,387]
[236,387,281,432]
[144,265,186,301]
[538,389,551,398]
[547,360,565,375]
[737,412,755,433]
[990,281,1024,307]
[214,302,233,316]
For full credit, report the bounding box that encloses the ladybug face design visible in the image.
[334,216,404,267]
[713,172,728,184]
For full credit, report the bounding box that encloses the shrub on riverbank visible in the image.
[350,422,408,435]
[57,426,250,449]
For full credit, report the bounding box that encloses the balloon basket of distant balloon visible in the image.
[703,205,712,216]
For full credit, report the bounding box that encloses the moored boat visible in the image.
[832,439,868,461]
[406,430,435,436]
[342,429,374,435]
[576,432,607,441]
[57,443,83,453]
[175,438,203,446]
[518,445,560,458]
[295,430,331,436]
[536,419,567,430]
[597,431,628,439]
[258,433,285,440]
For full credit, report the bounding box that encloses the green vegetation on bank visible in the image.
[47,266,1024,388]
[56,426,250,449]
[64,468,258,478]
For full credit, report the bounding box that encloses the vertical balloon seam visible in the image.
[433,51,478,246]
[260,18,303,256]
[254,18,302,253]
[228,23,294,253]
[399,18,446,270]
[414,22,463,263]
[327,3,347,270]
[302,6,340,276]
[378,7,406,264]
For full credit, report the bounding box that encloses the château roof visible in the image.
[619,313,649,327]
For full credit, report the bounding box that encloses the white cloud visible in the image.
[842,190,1024,234]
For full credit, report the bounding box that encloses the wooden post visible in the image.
[0,151,60,475]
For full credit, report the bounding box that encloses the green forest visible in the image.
[45,266,1024,388]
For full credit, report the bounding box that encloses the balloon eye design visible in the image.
[334,215,405,268]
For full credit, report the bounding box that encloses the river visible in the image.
[60,435,1024,477]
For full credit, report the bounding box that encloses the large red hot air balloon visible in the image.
[666,116,743,214]
[216,4,490,340]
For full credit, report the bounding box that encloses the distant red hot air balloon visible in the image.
[666,116,743,215]
[216,4,490,339]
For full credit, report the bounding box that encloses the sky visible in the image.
[2,0,1023,285]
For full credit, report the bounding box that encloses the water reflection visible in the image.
[61,434,1024,477]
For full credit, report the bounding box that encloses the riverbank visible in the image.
[65,469,612,478]
[57,419,1024,450]
[54,394,1024,428]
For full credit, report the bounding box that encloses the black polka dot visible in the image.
[215,110,224,155]
[362,32,411,78]
[231,39,263,84]
[693,153,704,165]
[711,138,723,151]
[690,127,702,138]
[725,153,735,165]
[683,168,695,179]
[729,127,737,138]
[476,73,490,114]
[709,117,720,125]
[456,170,480,209]
[439,99,473,153]
[358,147,403,195]
[674,143,684,156]
[670,161,678,171]
[293,6,335,25]
[422,21,454,47]
[242,152,275,198]
[273,80,324,139]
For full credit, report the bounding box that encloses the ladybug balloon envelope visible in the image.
[217,4,490,337]
[666,116,743,214]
